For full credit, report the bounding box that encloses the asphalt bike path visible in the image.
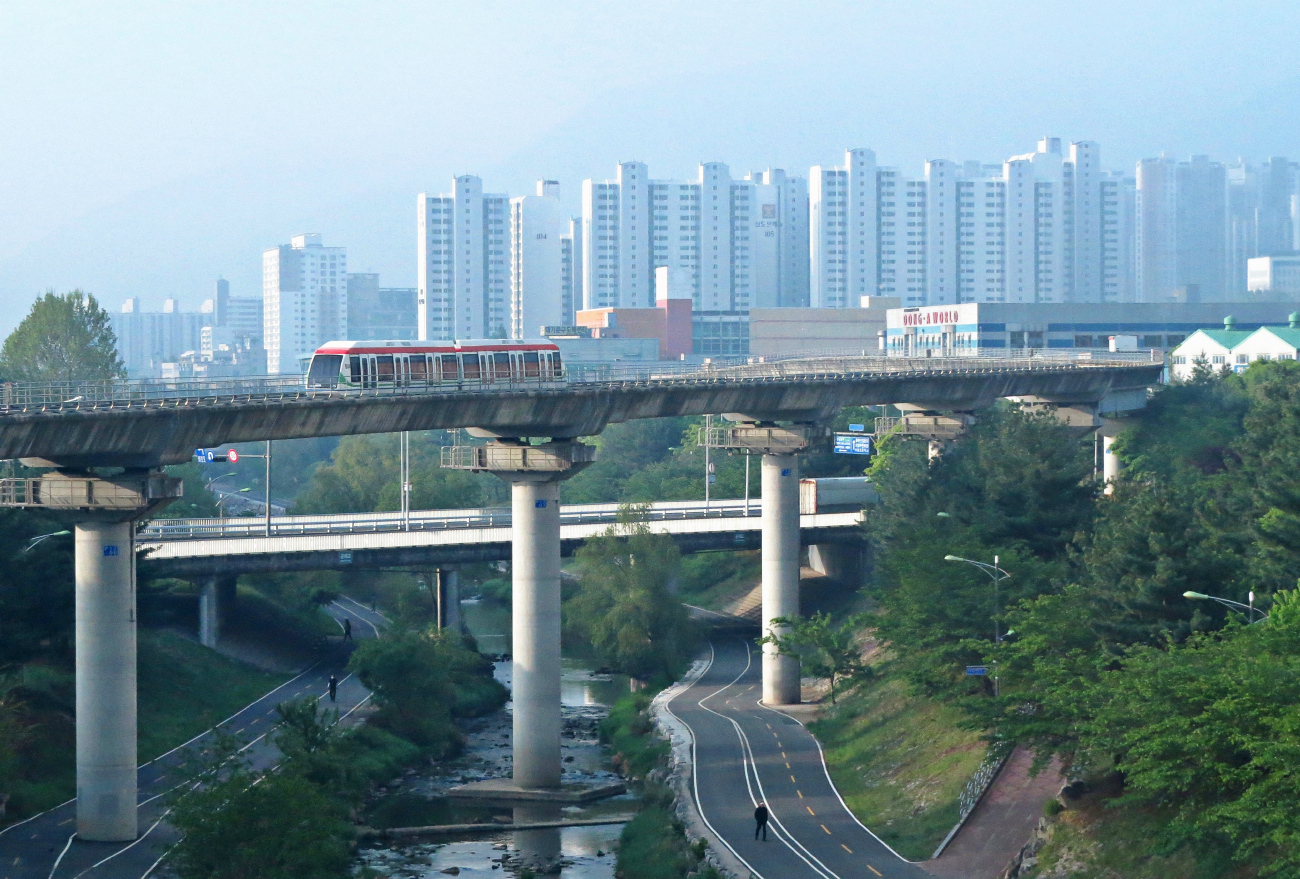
[0,596,388,879]
[668,636,929,879]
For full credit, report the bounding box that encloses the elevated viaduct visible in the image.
[0,351,1163,838]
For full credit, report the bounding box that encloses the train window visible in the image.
[307,354,342,389]
[461,354,481,380]
[349,355,362,384]
[410,356,427,381]
[439,354,459,381]
[376,355,395,382]
[552,351,562,375]
[523,351,540,377]
[493,352,511,379]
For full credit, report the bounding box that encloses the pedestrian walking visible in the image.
[328,674,338,703]
[754,802,769,841]
[343,618,352,640]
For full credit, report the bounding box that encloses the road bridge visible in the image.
[0,351,1163,835]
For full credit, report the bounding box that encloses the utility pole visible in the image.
[704,414,712,508]
[401,431,411,530]
[265,440,272,537]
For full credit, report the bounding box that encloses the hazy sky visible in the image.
[1,1,1298,334]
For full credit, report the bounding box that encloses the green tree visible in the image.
[565,508,693,681]
[166,742,352,879]
[759,611,872,704]
[347,628,461,753]
[0,290,124,382]
[1079,590,1300,874]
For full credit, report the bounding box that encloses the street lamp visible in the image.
[1183,590,1267,623]
[218,487,254,518]
[944,554,1011,643]
[23,530,70,552]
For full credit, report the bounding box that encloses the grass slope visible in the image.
[137,629,291,762]
[809,670,986,861]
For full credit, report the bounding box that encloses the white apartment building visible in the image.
[1101,172,1137,303]
[1136,156,1178,302]
[810,149,877,308]
[112,298,210,378]
[262,234,346,374]
[509,180,567,338]
[582,161,808,352]
[925,159,959,305]
[957,171,1007,303]
[560,218,580,329]
[418,176,510,341]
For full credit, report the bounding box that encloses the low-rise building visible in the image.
[1247,255,1300,297]
[885,301,1300,356]
[748,297,899,357]
[1166,319,1251,377]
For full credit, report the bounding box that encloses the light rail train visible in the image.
[305,339,563,389]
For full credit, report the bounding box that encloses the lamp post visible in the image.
[1183,590,1267,623]
[944,554,1011,643]
[23,530,71,553]
[218,487,253,518]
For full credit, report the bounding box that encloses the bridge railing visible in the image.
[138,497,766,541]
[0,348,1162,414]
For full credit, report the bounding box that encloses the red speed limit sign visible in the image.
[227,449,239,463]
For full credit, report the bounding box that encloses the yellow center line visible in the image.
[790,774,796,783]
[806,805,815,816]
[785,762,791,769]
[868,866,882,876]
[797,790,803,798]
[841,843,853,853]
[782,751,787,759]
[821,824,831,834]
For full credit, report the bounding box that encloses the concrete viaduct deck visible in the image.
[0,352,1163,469]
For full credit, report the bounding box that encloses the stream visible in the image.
[356,597,636,878]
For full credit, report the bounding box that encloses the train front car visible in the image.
[305,339,563,390]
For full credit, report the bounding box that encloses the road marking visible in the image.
[57,818,72,826]
[765,723,771,729]
[821,824,831,834]
[782,751,787,759]
[786,762,791,769]
[234,727,244,734]
[790,775,796,783]
[797,790,803,798]
[806,805,815,815]
[868,866,882,876]
[841,843,853,853]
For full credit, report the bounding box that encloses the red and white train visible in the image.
[305,339,564,389]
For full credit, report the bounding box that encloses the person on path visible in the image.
[754,803,769,841]
[343,618,352,640]
[328,674,338,703]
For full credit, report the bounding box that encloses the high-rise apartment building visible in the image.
[345,273,418,340]
[1175,155,1228,299]
[509,180,567,338]
[1136,157,1178,302]
[263,233,347,374]
[957,170,1007,304]
[925,159,958,305]
[112,298,210,378]
[418,176,510,341]
[810,149,876,307]
[560,218,580,329]
[1100,172,1138,302]
[746,169,810,307]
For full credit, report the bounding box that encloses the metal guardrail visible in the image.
[0,349,1162,416]
[138,498,767,541]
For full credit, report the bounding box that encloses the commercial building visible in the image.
[1247,255,1300,297]
[418,176,510,341]
[510,180,568,338]
[345,273,418,340]
[748,298,899,357]
[574,290,693,360]
[263,233,347,374]
[885,301,1300,356]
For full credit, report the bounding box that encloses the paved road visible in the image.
[667,636,930,879]
[0,596,387,879]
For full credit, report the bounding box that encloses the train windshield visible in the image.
[306,354,342,388]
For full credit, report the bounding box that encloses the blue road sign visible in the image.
[833,433,875,455]
[848,423,866,432]
[965,666,988,676]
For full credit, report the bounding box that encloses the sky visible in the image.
[1,0,1298,336]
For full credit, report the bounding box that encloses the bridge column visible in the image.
[199,577,219,648]
[437,568,461,632]
[0,470,181,842]
[701,423,819,706]
[761,453,802,705]
[442,439,595,789]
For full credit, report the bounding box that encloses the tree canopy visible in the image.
[0,290,124,383]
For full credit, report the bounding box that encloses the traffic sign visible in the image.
[965,666,988,676]
[833,433,875,456]
[227,448,239,463]
[848,423,865,432]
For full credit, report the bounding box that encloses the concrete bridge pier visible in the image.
[761,452,802,705]
[703,423,818,705]
[199,577,220,648]
[442,439,595,789]
[0,470,182,841]
[437,567,461,631]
